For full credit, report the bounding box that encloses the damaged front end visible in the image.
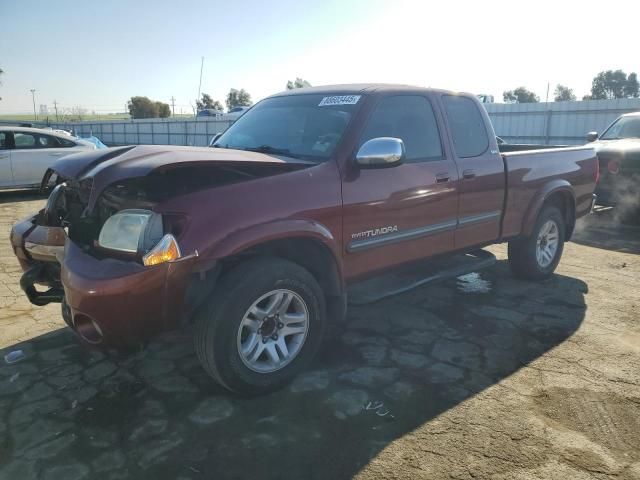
[11,209,66,306]
[10,171,200,345]
[10,145,309,346]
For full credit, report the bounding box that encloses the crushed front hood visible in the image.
[47,145,312,212]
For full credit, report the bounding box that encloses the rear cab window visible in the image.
[360,95,443,162]
[442,95,489,158]
[0,132,6,149]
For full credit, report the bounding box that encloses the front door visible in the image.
[341,94,459,281]
[440,95,505,250]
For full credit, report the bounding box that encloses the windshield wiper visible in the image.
[243,145,291,155]
[242,145,301,159]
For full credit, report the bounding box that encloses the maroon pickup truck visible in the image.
[10,84,598,394]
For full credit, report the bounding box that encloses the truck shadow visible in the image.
[0,261,586,479]
[572,207,640,254]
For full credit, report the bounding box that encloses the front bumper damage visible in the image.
[10,212,197,347]
[10,213,66,306]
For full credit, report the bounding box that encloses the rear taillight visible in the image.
[595,158,600,184]
[608,159,620,175]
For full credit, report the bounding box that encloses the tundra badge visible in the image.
[351,225,399,240]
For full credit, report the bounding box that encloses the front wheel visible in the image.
[194,257,325,395]
[508,206,565,280]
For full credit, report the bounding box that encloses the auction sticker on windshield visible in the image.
[318,95,361,106]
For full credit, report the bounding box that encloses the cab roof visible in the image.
[269,83,469,98]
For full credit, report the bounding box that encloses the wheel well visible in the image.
[544,190,576,240]
[223,237,343,297]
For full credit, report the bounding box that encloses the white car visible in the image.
[0,126,97,190]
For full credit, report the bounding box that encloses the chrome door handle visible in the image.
[463,169,476,180]
[435,173,450,183]
[0,154,8,159]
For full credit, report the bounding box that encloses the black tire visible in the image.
[194,257,325,395]
[508,206,565,280]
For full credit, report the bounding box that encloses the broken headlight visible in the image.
[98,209,166,255]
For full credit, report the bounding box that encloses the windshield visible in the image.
[214,93,363,161]
[601,116,640,140]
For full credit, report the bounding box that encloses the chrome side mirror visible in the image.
[586,131,598,142]
[356,137,405,168]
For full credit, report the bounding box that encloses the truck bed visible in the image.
[500,146,598,239]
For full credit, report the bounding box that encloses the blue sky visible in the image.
[1,0,638,114]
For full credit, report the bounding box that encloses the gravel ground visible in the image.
[0,191,638,480]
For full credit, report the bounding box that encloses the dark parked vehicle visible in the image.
[10,84,598,394]
[587,112,640,217]
[197,108,224,118]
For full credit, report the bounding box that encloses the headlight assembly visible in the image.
[98,209,179,265]
[142,234,182,266]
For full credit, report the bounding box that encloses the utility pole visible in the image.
[170,96,176,117]
[545,82,550,103]
[197,56,204,108]
[53,100,59,121]
[30,89,37,121]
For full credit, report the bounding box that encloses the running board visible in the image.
[347,250,496,305]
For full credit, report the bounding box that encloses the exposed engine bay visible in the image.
[41,161,305,249]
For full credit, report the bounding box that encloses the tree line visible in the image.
[504,69,639,103]
[7,66,639,118]
[0,68,312,119]
[128,78,313,119]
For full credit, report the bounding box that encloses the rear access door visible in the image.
[439,95,505,249]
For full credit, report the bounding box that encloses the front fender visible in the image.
[521,180,575,237]
[197,218,343,274]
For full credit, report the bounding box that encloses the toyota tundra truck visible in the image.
[10,84,598,394]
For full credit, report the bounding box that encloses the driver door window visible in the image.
[360,95,443,162]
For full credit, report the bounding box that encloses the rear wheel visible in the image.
[194,257,325,395]
[508,206,565,280]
